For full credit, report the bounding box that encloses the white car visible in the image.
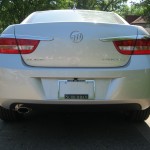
[0,10,150,121]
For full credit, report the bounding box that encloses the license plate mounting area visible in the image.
[58,79,95,100]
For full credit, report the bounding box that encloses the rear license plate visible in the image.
[65,94,88,99]
[58,80,95,100]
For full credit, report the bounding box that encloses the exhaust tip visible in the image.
[17,107,31,114]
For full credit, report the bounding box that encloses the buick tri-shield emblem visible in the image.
[70,31,83,43]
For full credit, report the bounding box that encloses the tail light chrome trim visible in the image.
[100,35,138,42]
[1,34,54,41]
[99,35,150,42]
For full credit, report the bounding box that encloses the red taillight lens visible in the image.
[114,39,150,55]
[0,38,39,54]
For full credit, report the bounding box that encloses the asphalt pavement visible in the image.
[0,110,149,150]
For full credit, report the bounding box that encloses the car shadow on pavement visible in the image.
[0,110,150,150]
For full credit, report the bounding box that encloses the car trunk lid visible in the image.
[15,22,138,67]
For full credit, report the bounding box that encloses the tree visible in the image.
[125,0,150,22]
[116,2,144,18]
[1,0,148,33]
[141,0,150,22]
[96,0,128,11]
[75,0,96,9]
[73,0,128,11]
[0,0,69,32]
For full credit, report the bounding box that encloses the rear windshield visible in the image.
[22,10,127,25]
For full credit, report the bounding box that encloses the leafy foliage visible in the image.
[141,0,150,22]
[116,2,144,17]
[0,0,69,32]
[125,0,150,22]
[96,0,128,11]
[74,0,128,11]
[0,0,149,33]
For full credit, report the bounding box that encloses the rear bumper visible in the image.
[0,54,150,110]
[10,103,142,111]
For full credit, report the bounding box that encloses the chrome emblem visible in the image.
[70,31,83,43]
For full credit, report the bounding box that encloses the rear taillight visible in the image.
[114,39,150,55]
[0,38,39,54]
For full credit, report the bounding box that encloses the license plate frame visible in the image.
[58,80,95,100]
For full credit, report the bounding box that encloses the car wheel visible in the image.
[129,107,150,122]
[0,106,23,121]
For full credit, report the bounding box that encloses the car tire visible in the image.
[0,106,23,121]
[129,107,150,122]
